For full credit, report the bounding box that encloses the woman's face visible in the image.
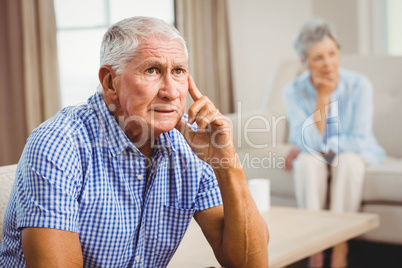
[304,37,340,81]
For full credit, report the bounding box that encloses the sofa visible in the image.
[0,164,17,240]
[228,55,402,245]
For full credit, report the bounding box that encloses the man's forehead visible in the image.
[126,37,186,67]
[138,37,185,54]
[135,46,187,66]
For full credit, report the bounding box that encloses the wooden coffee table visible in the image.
[168,206,379,268]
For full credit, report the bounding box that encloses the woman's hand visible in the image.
[284,148,301,171]
[311,73,338,97]
[310,73,338,135]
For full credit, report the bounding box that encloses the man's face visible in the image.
[112,37,188,140]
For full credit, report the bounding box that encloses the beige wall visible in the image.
[227,0,312,112]
[227,0,385,112]
[312,0,359,54]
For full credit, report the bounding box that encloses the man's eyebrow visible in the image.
[137,61,163,69]
[172,62,188,68]
[137,61,188,69]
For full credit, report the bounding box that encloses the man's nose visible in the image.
[158,73,180,100]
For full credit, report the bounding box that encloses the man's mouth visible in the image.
[151,109,175,113]
[150,105,178,114]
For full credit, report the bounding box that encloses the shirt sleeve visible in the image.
[16,124,83,232]
[194,163,222,211]
[283,83,327,154]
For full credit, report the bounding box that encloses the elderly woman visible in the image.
[283,18,385,267]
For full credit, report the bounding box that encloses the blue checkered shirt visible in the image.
[0,92,222,267]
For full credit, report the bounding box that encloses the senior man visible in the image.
[0,17,268,267]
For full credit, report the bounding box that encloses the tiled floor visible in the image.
[287,239,402,268]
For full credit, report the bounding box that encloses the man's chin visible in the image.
[152,119,181,135]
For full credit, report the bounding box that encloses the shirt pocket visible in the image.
[155,204,195,260]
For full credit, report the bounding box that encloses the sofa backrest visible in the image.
[341,55,402,158]
[0,164,17,240]
[265,55,402,158]
[265,60,303,145]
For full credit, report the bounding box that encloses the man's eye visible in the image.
[146,67,158,74]
[174,69,184,75]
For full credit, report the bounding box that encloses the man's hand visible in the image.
[175,75,237,168]
[178,75,269,268]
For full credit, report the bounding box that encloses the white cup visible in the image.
[248,178,270,212]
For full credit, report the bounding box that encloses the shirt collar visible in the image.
[155,131,176,157]
[89,92,176,158]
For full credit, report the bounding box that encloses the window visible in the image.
[55,0,175,107]
[386,0,402,55]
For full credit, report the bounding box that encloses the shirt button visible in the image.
[135,256,140,262]
[136,174,144,180]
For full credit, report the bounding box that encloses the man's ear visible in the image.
[99,65,117,96]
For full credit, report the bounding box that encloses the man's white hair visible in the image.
[100,16,188,75]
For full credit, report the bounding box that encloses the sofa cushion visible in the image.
[363,157,402,203]
[239,144,296,197]
[264,155,402,203]
[240,141,402,204]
